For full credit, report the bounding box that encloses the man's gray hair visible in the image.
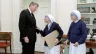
[29,2,39,7]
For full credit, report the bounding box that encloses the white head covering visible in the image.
[45,14,55,23]
[45,14,55,30]
[71,10,81,20]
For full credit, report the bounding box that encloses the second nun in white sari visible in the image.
[65,10,87,54]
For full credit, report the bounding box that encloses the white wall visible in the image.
[50,0,57,20]
[0,0,77,53]
[0,0,13,32]
[56,0,77,34]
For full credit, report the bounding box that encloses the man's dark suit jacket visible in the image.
[19,9,39,43]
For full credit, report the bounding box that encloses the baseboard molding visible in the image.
[0,53,21,54]
[0,51,44,54]
[35,51,44,53]
[0,47,44,53]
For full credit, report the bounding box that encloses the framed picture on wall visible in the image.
[93,0,96,2]
[77,7,90,13]
[80,0,87,3]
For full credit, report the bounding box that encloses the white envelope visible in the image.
[42,30,59,48]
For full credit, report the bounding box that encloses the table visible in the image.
[86,40,96,48]
[86,40,96,54]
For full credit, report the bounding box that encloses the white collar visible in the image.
[48,22,53,27]
[48,23,51,26]
[28,8,32,14]
[74,20,79,23]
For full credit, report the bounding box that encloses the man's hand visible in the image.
[54,39,59,45]
[36,27,42,34]
[74,42,79,47]
[36,27,41,31]
[24,37,29,43]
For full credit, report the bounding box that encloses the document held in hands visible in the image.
[42,30,59,48]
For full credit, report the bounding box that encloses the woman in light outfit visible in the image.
[65,10,87,54]
[39,14,63,54]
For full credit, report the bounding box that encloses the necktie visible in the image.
[31,13,35,18]
[31,13,35,20]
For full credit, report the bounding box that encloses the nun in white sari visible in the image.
[64,10,87,54]
[39,14,63,54]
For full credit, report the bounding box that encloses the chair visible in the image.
[60,34,67,54]
[0,32,12,54]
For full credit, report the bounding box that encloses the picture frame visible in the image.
[77,7,90,13]
[80,0,87,3]
[93,0,96,2]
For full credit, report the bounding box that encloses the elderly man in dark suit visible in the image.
[19,2,40,54]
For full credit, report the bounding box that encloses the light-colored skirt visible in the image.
[69,42,86,54]
[44,45,60,54]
